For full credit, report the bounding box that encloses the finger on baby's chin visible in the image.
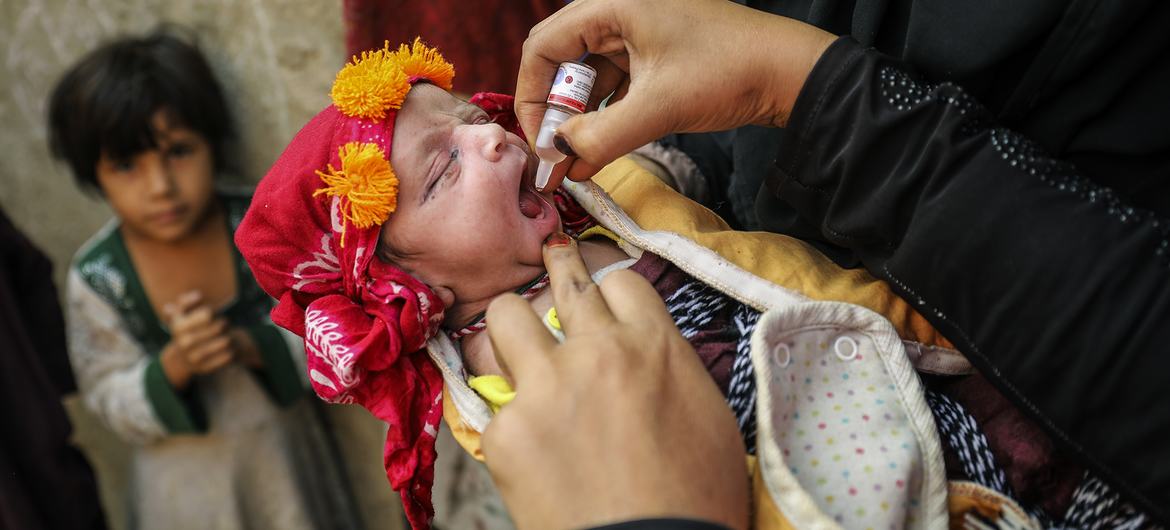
[543,233,616,334]
[598,269,674,328]
[486,293,556,387]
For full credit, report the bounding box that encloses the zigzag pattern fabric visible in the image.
[662,277,760,453]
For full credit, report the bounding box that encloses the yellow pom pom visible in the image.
[390,37,455,91]
[314,142,398,246]
[331,46,411,120]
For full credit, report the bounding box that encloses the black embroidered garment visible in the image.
[761,37,1170,524]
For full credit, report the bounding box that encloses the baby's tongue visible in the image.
[519,189,542,219]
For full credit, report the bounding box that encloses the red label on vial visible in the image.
[546,62,596,113]
[547,93,586,113]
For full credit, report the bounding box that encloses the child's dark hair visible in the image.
[47,29,234,193]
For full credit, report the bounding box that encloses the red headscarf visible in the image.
[236,40,521,529]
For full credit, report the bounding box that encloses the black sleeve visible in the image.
[586,519,732,530]
[760,36,1170,522]
[0,209,74,396]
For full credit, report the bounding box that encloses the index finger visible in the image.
[515,38,585,146]
[515,0,624,144]
[485,294,557,388]
[542,233,617,335]
[170,306,218,334]
[598,269,676,329]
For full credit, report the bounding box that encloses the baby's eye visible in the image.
[445,148,460,174]
[472,114,490,125]
[426,148,460,200]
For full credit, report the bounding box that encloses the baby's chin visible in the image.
[516,215,561,267]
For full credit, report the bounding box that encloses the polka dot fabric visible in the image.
[752,303,947,529]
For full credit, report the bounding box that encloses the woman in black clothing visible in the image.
[483,0,1170,528]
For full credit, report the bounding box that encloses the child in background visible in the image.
[49,30,359,530]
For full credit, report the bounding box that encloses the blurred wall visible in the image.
[0,1,403,528]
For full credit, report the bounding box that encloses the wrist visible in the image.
[231,328,263,369]
[758,19,837,128]
[160,344,193,390]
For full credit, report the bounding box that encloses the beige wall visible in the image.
[0,1,404,528]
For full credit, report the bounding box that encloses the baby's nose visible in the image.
[459,122,507,162]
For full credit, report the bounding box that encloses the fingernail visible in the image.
[544,232,572,248]
[553,134,575,157]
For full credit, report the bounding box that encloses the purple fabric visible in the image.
[628,251,736,393]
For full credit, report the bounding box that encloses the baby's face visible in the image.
[380,84,561,309]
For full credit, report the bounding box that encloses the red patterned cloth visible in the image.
[343,0,564,94]
[237,103,446,528]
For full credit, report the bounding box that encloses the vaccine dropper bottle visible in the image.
[534,61,597,190]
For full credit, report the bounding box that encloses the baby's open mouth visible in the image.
[517,156,545,219]
[519,182,543,219]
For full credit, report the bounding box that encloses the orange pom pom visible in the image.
[331,47,411,120]
[390,37,455,91]
[330,38,456,120]
[314,142,398,246]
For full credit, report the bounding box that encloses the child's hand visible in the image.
[482,233,749,530]
[160,291,235,390]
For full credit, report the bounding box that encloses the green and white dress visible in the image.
[67,189,361,530]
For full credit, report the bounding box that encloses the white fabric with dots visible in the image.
[751,302,948,530]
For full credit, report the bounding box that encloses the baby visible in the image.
[239,40,715,523]
[239,39,966,530]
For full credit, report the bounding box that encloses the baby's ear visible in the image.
[431,285,456,309]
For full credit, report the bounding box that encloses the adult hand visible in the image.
[160,291,235,390]
[482,234,749,530]
[516,0,835,190]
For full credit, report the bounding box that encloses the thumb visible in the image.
[555,87,671,173]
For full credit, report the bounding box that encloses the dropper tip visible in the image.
[535,161,554,191]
